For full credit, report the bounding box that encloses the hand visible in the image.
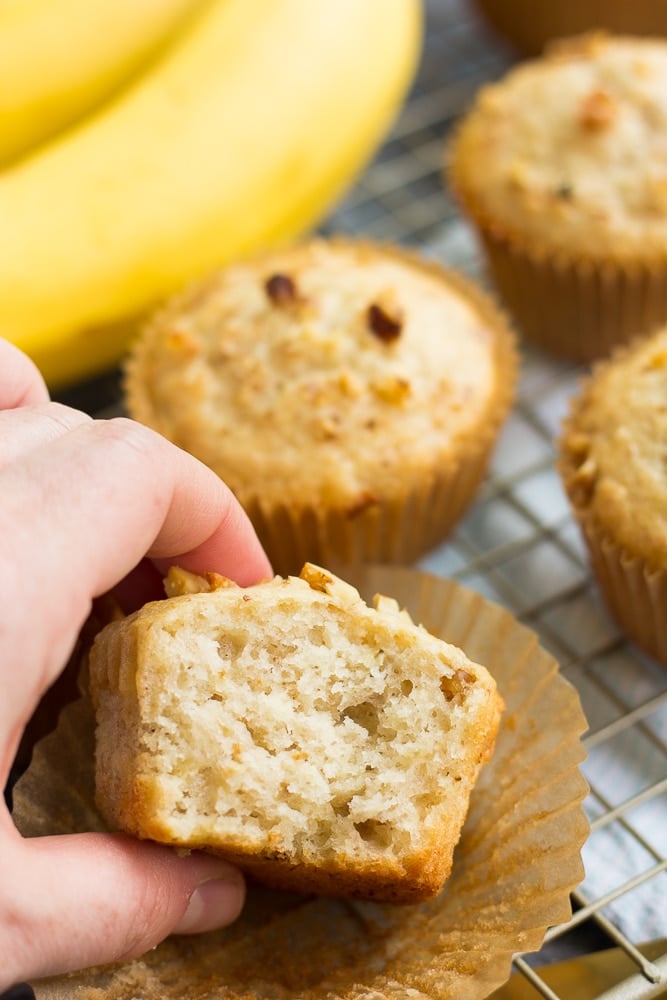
[0,339,272,989]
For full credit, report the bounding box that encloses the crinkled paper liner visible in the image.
[477,228,667,364]
[580,524,667,666]
[474,0,667,56]
[558,355,667,666]
[13,567,590,1000]
[247,438,497,577]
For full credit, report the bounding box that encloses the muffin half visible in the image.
[90,564,503,903]
[126,238,516,574]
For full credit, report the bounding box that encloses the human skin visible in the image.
[0,338,272,989]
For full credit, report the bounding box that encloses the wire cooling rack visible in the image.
[20,2,665,999]
[330,1,667,997]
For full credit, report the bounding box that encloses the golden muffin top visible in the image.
[449,34,667,261]
[125,239,515,511]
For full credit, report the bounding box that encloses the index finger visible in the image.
[0,417,272,721]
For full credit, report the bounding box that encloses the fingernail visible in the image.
[174,872,245,935]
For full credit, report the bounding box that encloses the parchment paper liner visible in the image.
[125,243,518,578]
[478,229,667,363]
[13,567,590,1000]
[473,0,667,56]
[571,524,667,666]
[247,434,500,577]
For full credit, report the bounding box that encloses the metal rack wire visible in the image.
[327,1,667,996]
[9,2,665,998]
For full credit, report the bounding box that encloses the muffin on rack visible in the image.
[448,32,667,363]
[89,563,503,903]
[559,324,667,664]
[125,238,516,574]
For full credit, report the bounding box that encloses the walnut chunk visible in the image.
[338,371,363,398]
[372,375,411,404]
[373,593,414,625]
[165,327,201,357]
[645,348,667,369]
[345,491,380,518]
[265,272,298,306]
[579,89,617,131]
[317,413,341,440]
[440,669,474,702]
[164,566,238,597]
[300,563,361,604]
[367,301,403,342]
[300,564,336,592]
[564,432,591,463]
[569,457,598,506]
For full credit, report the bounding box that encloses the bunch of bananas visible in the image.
[0,0,422,387]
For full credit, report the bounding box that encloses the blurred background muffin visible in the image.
[559,324,667,665]
[448,32,667,363]
[126,238,516,575]
[475,0,667,56]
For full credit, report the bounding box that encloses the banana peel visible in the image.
[0,0,422,388]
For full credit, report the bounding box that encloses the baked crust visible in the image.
[449,33,667,265]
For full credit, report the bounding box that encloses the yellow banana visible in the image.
[0,0,421,388]
[0,0,207,167]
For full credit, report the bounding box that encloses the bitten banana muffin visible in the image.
[125,238,516,574]
[449,33,667,362]
[559,325,667,665]
[89,564,503,903]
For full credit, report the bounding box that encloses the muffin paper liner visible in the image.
[582,527,667,665]
[559,348,667,666]
[247,437,498,576]
[13,566,589,1000]
[477,228,667,364]
[474,0,667,56]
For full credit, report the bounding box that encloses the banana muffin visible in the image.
[89,563,503,903]
[449,33,667,362]
[125,238,516,573]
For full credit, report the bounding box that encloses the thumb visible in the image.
[2,830,245,988]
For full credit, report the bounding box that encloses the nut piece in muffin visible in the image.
[559,325,667,664]
[89,564,503,904]
[449,33,667,362]
[125,238,516,574]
